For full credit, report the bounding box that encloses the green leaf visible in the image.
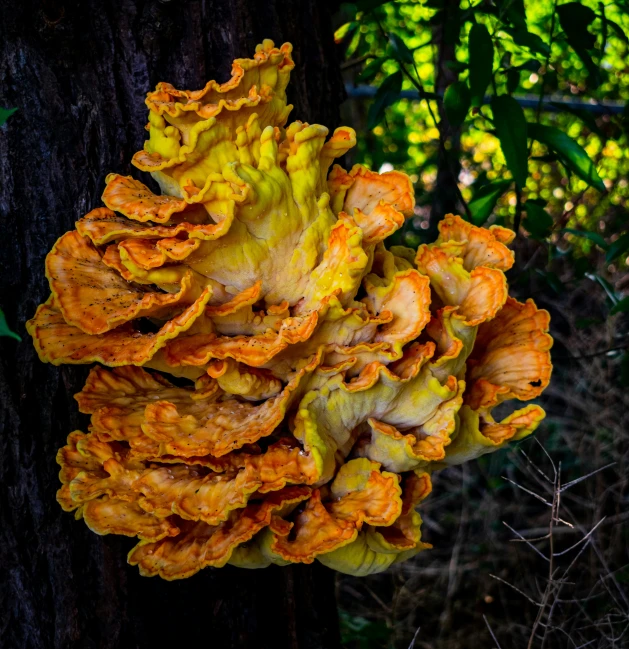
[468,180,511,225]
[496,0,527,30]
[563,228,608,250]
[610,296,629,315]
[512,60,542,72]
[506,68,520,94]
[557,2,597,49]
[445,59,468,73]
[531,152,558,162]
[575,316,602,328]
[557,3,603,88]
[334,21,357,42]
[468,24,494,107]
[388,33,414,65]
[535,269,564,294]
[500,26,550,56]
[573,44,604,88]
[586,272,618,304]
[0,107,17,127]
[528,123,606,192]
[492,95,528,189]
[357,56,389,83]
[524,201,553,239]
[0,309,20,341]
[443,81,471,128]
[403,231,422,248]
[607,19,629,44]
[573,255,591,278]
[606,232,629,263]
[549,102,605,140]
[469,5,498,18]
[339,610,391,648]
[367,71,403,130]
[355,0,391,13]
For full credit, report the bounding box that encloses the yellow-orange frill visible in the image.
[28,40,552,579]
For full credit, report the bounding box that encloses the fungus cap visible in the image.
[28,43,553,579]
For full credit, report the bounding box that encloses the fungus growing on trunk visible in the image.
[28,40,552,579]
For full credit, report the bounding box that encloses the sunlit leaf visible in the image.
[500,25,550,56]
[334,22,357,43]
[469,5,498,18]
[528,123,606,191]
[524,201,553,239]
[607,18,629,44]
[367,71,403,130]
[492,95,528,189]
[388,33,414,65]
[549,102,605,139]
[0,309,20,341]
[0,107,17,127]
[469,24,494,107]
[563,228,608,250]
[468,180,511,225]
[443,81,471,127]
[512,60,541,72]
[358,57,389,82]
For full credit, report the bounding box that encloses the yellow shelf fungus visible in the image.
[27,40,553,579]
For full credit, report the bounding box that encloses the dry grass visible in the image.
[337,249,629,649]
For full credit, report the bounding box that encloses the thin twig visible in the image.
[560,465,616,493]
[407,626,421,649]
[528,461,561,649]
[518,447,554,484]
[503,521,550,562]
[490,574,544,607]
[556,345,629,361]
[483,615,503,649]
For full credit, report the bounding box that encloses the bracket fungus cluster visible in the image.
[28,40,552,579]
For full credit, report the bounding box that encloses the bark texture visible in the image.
[430,0,463,237]
[0,1,345,647]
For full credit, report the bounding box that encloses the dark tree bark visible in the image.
[430,0,463,237]
[0,2,345,648]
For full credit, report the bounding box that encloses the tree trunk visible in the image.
[430,0,463,237]
[0,1,344,647]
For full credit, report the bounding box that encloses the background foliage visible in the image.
[333,0,629,647]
